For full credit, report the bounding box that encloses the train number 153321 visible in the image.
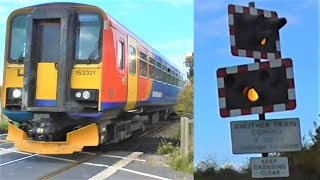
[75,70,96,76]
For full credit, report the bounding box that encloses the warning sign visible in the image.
[230,118,302,154]
[251,157,289,178]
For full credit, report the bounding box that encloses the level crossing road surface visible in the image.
[0,134,192,180]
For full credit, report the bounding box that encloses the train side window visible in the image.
[167,68,172,85]
[139,52,148,77]
[149,57,155,80]
[175,72,178,86]
[156,61,162,81]
[9,15,27,62]
[162,63,167,83]
[117,41,124,70]
[173,71,177,86]
[129,46,136,74]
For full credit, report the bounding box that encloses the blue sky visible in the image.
[195,0,319,168]
[0,0,193,84]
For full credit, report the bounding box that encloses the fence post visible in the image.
[180,117,185,155]
[180,117,190,155]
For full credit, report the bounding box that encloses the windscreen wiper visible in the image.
[17,49,25,64]
[87,39,101,64]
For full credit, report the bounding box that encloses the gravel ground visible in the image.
[147,118,180,139]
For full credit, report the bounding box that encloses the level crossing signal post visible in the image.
[216,2,302,179]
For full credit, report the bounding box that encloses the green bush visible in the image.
[157,140,194,175]
[157,140,178,155]
[174,82,193,118]
[171,129,180,140]
[0,122,8,133]
[170,151,194,174]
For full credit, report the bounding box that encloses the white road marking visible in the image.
[119,167,172,180]
[0,148,172,180]
[0,142,12,146]
[0,147,15,155]
[37,155,76,163]
[0,134,7,137]
[84,161,172,180]
[100,154,146,162]
[0,147,76,163]
[78,151,96,155]
[89,152,143,180]
[0,154,38,167]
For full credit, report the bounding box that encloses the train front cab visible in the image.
[2,4,105,154]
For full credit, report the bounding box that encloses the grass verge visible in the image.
[171,129,180,140]
[0,121,8,133]
[157,140,194,175]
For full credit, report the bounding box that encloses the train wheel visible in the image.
[160,108,172,121]
[151,111,160,124]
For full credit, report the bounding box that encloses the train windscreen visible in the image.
[75,13,101,62]
[10,15,27,62]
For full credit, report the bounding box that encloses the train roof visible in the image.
[107,15,183,72]
[19,2,184,74]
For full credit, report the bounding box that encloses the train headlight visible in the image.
[71,89,98,101]
[12,89,22,98]
[75,92,82,98]
[82,91,90,99]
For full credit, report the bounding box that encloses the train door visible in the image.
[125,36,138,110]
[34,20,60,107]
[117,32,127,102]
[22,8,74,111]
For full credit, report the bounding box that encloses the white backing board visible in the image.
[230,118,302,154]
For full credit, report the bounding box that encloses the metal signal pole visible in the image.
[249,1,268,158]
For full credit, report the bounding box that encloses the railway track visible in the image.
[0,119,179,180]
[138,121,175,138]
[38,152,100,180]
[35,120,177,180]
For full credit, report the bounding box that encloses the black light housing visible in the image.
[223,67,288,109]
[6,88,23,107]
[233,13,287,53]
[71,89,98,101]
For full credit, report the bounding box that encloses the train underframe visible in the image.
[6,107,173,154]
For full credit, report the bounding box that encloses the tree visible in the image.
[279,120,320,179]
[174,81,193,118]
[174,53,194,118]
